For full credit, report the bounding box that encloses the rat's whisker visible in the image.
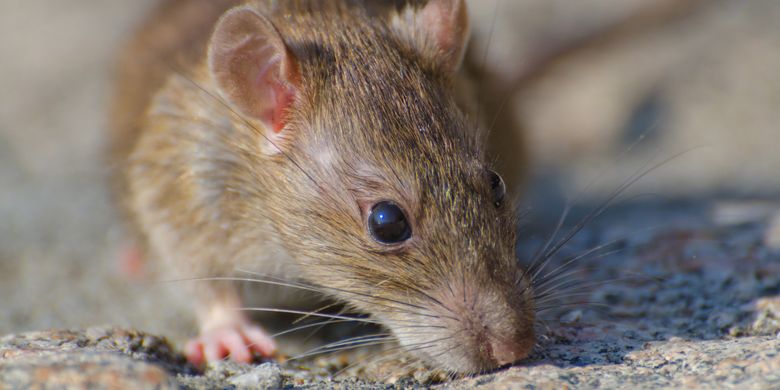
[535,301,611,313]
[531,222,677,289]
[159,275,417,316]
[523,133,693,286]
[237,307,379,324]
[531,221,697,302]
[291,331,450,364]
[377,343,458,383]
[160,274,441,322]
[269,319,355,339]
[524,205,572,278]
[288,334,396,361]
[531,238,624,287]
[292,301,345,325]
[301,305,361,344]
[234,269,442,317]
[290,339,400,362]
[230,317,368,358]
[519,129,659,282]
[536,274,659,304]
[156,275,326,293]
[533,272,594,300]
[534,292,595,307]
[532,248,626,294]
[333,336,453,378]
[280,324,447,365]
[532,149,695,285]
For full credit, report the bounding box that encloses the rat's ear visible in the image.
[208,6,299,134]
[393,0,470,73]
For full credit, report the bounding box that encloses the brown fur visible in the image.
[111,0,533,374]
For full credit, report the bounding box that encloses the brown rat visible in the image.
[110,0,533,374]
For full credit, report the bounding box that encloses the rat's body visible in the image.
[111,0,533,374]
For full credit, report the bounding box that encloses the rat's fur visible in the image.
[111,0,533,373]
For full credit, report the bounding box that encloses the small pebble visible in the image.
[227,363,283,389]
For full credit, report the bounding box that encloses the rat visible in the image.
[109,0,534,374]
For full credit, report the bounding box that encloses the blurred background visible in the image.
[1,0,778,345]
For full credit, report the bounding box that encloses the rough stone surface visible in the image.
[0,351,178,389]
[452,337,780,389]
[0,328,184,389]
[226,363,283,389]
[2,0,780,389]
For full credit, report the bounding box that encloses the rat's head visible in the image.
[207,0,534,374]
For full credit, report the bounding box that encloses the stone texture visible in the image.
[0,352,177,389]
[2,0,780,389]
[226,363,283,389]
[452,336,780,389]
[0,328,184,389]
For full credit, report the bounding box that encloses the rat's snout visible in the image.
[443,281,534,372]
[488,332,533,367]
[464,295,535,370]
[393,274,535,374]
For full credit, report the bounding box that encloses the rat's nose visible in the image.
[487,329,534,367]
[490,339,530,366]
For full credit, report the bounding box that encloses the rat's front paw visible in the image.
[184,323,277,366]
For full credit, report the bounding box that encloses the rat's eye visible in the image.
[488,169,506,208]
[368,201,411,244]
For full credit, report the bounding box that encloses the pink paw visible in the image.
[184,323,277,366]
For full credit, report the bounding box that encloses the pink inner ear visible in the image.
[251,48,295,134]
[271,81,295,134]
[251,51,296,134]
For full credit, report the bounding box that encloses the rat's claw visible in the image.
[184,323,277,367]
